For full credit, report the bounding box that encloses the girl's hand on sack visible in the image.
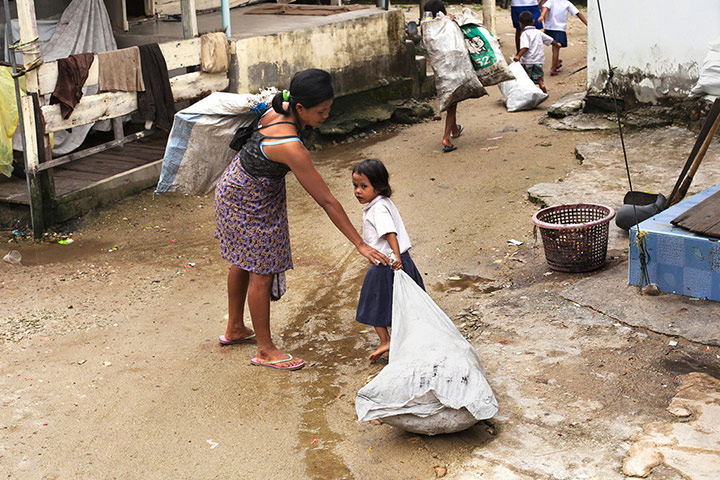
[391,259,403,270]
[358,243,390,266]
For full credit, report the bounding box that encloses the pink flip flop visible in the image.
[218,333,256,345]
[250,354,305,371]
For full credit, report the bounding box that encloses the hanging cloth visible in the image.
[137,43,175,132]
[97,46,145,92]
[12,0,119,155]
[49,53,95,119]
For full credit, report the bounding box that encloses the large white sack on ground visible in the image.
[497,62,548,112]
[690,37,720,98]
[156,89,277,195]
[421,16,487,112]
[356,270,498,436]
[455,8,515,87]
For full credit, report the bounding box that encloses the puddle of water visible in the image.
[8,239,114,266]
[281,260,367,479]
[311,131,398,174]
[442,273,500,294]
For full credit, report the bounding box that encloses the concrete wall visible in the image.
[587,0,720,103]
[232,9,412,97]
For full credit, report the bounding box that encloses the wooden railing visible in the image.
[36,38,229,135]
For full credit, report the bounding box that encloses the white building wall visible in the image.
[587,0,720,103]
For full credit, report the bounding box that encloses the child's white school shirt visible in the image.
[362,195,412,259]
[543,0,579,32]
[519,26,554,65]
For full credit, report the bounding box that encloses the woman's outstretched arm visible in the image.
[275,142,390,265]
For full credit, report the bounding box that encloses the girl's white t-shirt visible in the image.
[362,195,412,259]
[543,0,579,31]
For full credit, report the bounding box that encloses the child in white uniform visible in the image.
[352,159,425,363]
[513,10,559,93]
[539,0,587,75]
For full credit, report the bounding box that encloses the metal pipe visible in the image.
[221,0,231,38]
[3,0,35,235]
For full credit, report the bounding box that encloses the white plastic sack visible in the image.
[356,270,498,436]
[156,89,277,195]
[497,62,548,112]
[421,16,487,112]
[456,8,515,86]
[690,36,720,98]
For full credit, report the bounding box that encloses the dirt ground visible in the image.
[2,6,719,480]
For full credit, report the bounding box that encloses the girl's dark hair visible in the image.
[271,68,334,117]
[353,159,392,198]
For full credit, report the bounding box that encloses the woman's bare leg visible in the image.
[223,266,255,341]
[369,326,391,363]
[247,272,303,368]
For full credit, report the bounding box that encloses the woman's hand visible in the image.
[357,243,390,266]
[391,259,403,270]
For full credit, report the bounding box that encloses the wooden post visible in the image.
[16,0,47,237]
[483,0,497,35]
[16,0,42,172]
[122,0,129,32]
[112,117,124,141]
[181,0,198,39]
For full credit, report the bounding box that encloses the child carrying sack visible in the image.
[355,270,498,436]
[456,8,514,87]
[497,62,548,112]
[421,15,487,112]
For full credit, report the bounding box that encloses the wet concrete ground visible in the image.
[3,6,720,480]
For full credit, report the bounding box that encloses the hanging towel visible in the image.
[200,32,230,73]
[50,52,95,119]
[137,43,175,132]
[97,46,145,92]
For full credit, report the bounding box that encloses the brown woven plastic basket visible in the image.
[532,203,616,273]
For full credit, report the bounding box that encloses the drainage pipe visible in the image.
[221,0,231,37]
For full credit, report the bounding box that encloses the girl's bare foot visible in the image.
[369,343,390,363]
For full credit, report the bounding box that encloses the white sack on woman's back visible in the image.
[355,270,498,435]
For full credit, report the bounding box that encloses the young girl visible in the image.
[352,159,425,363]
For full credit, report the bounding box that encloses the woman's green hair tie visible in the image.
[282,90,290,102]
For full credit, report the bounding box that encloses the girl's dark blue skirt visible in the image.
[356,251,425,327]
